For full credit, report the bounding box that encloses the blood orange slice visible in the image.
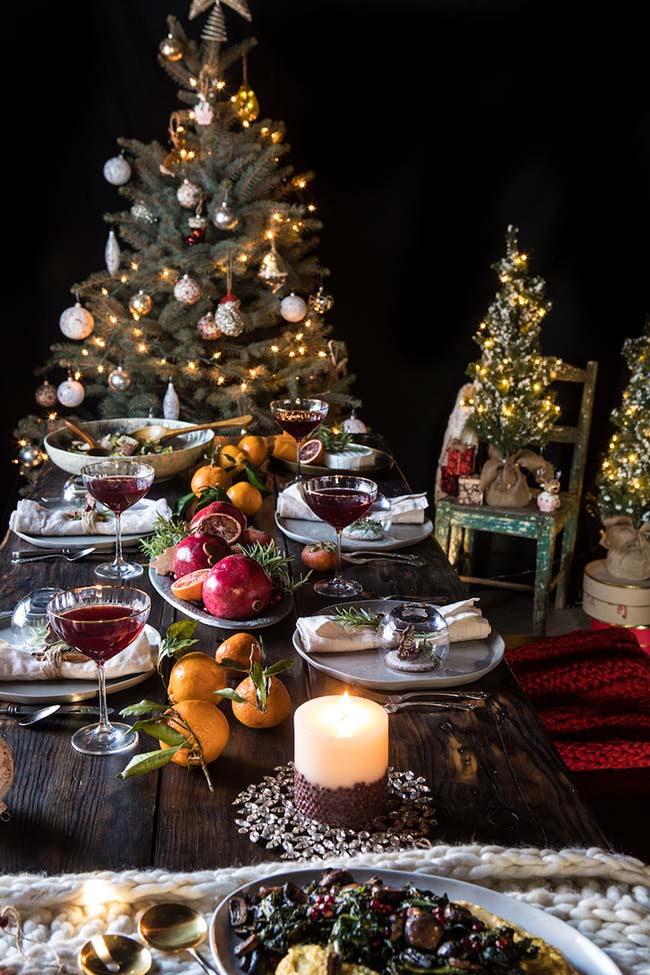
[299,439,324,465]
[170,568,211,602]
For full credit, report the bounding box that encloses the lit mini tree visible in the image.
[467,225,561,457]
[15,3,355,474]
[597,322,650,526]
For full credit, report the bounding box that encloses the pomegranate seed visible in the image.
[495,938,509,950]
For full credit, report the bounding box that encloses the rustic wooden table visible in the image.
[0,441,607,872]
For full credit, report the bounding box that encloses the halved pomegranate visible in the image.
[189,500,246,543]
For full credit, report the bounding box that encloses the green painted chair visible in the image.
[434,361,598,633]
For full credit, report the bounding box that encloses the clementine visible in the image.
[231,675,292,729]
[168,652,227,705]
[160,699,230,766]
[215,632,263,668]
[238,435,268,467]
[226,482,263,517]
[191,464,232,496]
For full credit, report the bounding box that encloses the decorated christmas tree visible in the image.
[467,225,561,458]
[597,323,650,526]
[14,2,355,475]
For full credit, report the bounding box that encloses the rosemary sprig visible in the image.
[317,425,366,454]
[332,606,382,628]
[239,541,311,593]
[139,515,188,559]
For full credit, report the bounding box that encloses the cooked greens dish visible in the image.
[228,870,543,975]
[69,433,173,456]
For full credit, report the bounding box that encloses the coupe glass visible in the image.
[47,586,151,755]
[270,397,329,483]
[81,459,155,580]
[303,474,378,597]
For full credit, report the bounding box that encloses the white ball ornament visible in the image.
[342,410,368,434]
[103,154,132,186]
[60,302,94,341]
[57,378,85,408]
[176,179,202,209]
[173,275,201,305]
[280,292,307,323]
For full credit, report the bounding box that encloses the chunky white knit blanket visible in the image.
[1,845,648,975]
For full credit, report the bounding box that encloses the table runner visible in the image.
[1,845,648,974]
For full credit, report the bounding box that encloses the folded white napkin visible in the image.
[296,599,491,653]
[0,626,157,681]
[9,498,171,537]
[276,483,428,524]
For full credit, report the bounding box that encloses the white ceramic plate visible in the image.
[292,599,504,690]
[210,867,621,975]
[149,566,294,631]
[11,497,159,551]
[276,512,434,552]
[0,624,158,704]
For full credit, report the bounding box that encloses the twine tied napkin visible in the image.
[9,498,171,536]
[0,627,157,681]
[296,599,491,653]
[276,483,428,524]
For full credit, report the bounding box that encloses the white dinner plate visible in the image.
[210,867,621,975]
[0,623,159,703]
[149,566,294,631]
[292,599,504,690]
[11,497,159,550]
[275,512,434,552]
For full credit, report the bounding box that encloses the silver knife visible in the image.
[0,705,112,715]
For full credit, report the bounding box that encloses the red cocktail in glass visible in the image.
[303,475,378,597]
[47,586,151,755]
[81,460,155,580]
[270,397,328,483]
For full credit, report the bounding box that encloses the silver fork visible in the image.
[342,552,425,566]
[364,688,489,704]
[11,547,96,564]
[383,699,477,713]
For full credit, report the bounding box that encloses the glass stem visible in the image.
[296,437,303,481]
[96,662,112,732]
[334,527,344,583]
[113,511,125,569]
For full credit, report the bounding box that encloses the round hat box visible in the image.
[582,559,650,649]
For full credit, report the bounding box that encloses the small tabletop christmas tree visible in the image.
[596,322,650,579]
[466,225,560,505]
[15,2,356,475]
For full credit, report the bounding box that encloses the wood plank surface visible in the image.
[0,438,608,874]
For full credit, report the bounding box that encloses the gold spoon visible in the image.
[131,414,253,444]
[138,902,216,974]
[62,418,112,456]
[78,934,151,975]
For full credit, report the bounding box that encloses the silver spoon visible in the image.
[17,704,61,726]
[138,903,216,975]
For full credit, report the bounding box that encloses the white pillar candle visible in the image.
[294,693,389,789]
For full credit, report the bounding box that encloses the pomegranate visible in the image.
[172,532,230,579]
[202,555,273,620]
[238,526,275,548]
[189,500,246,543]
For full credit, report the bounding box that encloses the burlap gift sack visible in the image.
[601,516,650,581]
[479,448,554,508]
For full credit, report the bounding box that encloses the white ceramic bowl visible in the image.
[44,417,214,482]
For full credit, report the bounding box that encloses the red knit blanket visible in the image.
[505,629,650,771]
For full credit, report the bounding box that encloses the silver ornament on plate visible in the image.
[163,379,180,420]
[57,378,85,408]
[107,365,132,392]
[129,290,153,317]
[103,154,132,186]
[309,286,334,315]
[216,292,244,336]
[174,275,201,305]
[60,302,94,340]
[18,443,43,468]
[176,179,202,209]
[197,311,221,340]
[280,292,307,323]
[131,200,156,223]
[188,210,208,230]
[35,381,58,408]
[258,242,287,293]
[105,230,120,276]
[342,409,367,434]
[212,189,239,231]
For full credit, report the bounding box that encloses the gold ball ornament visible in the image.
[35,380,58,408]
[159,33,183,62]
[232,83,259,123]
[60,302,94,340]
[129,290,153,317]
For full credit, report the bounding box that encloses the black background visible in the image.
[5,0,649,585]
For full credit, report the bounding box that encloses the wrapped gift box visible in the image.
[457,475,483,505]
[446,442,476,476]
[440,466,459,496]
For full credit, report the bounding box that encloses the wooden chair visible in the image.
[434,361,598,633]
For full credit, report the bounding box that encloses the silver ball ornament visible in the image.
[107,365,132,392]
[35,381,58,408]
[197,311,221,341]
[129,290,153,317]
[173,275,201,305]
[131,200,156,224]
[18,443,43,469]
[212,202,239,231]
[176,180,202,209]
[57,378,85,408]
[103,154,132,186]
[60,302,94,340]
[280,292,307,323]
